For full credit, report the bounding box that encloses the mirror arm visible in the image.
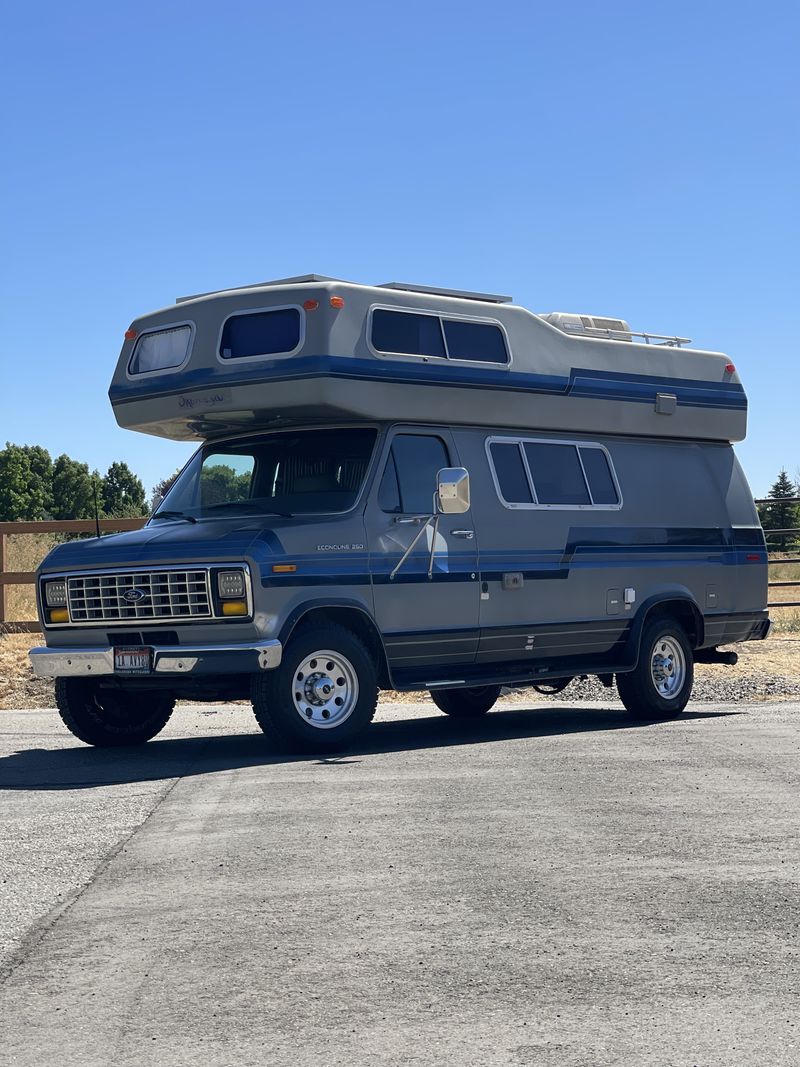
[389,515,434,581]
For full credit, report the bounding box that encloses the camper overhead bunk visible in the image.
[31,275,767,753]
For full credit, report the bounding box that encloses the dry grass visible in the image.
[3,533,61,623]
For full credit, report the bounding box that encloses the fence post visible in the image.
[0,532,6,625]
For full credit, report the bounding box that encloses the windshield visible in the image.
[153,428,378,520]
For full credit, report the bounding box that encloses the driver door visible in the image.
[365,429,480,683]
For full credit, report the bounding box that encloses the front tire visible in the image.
[55,678,175,747]
[430,685,501,718]
[251,624,378,753]
[617,618,693,720]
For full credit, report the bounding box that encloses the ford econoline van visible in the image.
[30,276,769,751]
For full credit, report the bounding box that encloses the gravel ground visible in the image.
[3,633,800,711]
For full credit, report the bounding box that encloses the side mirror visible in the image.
[436,467,470,514]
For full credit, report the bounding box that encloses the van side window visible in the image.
[379,435,450,513]
[487,437,621,509]
[524,443,590,505]
[489,443,533,503]
[579,446,619,505]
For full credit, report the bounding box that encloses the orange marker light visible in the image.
[272,564,297,573]
[124,329,137,340]
[303,299,319,311]
[725,363,735,373]
[330,296,345,309]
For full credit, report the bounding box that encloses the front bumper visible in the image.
[29,638,282,679]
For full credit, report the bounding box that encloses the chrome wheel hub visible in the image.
[291,650,359,729]
[650,636,686,699]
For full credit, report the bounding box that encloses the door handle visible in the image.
[394,516,426,525]
[451,529,474,539]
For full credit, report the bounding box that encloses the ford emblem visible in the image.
[123,588,148,604]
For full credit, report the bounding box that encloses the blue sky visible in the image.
[2,0,798,498]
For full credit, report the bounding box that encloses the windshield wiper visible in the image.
[205,501,293,518]
[151,510,198,524]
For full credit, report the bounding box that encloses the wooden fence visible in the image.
[0,518,147,632]
[1,504,798,632]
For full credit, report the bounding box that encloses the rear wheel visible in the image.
[55,678,175,746]
[617,618,693,720]
[251,624,378,753]
[430,685,501,718]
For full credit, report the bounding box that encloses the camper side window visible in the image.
[371,308,509,364]
[219,307,302,360]
[487,438,621,510]
[379,434,450,514]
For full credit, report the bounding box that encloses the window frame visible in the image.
[367,304,512,368]
[126,320,196,379]
[215,304,306,365]
[485,435,623,511]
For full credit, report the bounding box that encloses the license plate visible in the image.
[114,647,152,675]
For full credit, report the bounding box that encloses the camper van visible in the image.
[30,275,769,751]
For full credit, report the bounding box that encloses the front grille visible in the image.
[67,570,212,623]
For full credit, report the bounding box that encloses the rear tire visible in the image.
[617,618,693,720]
[430,685,501,718]
[55,678,175,747]
[251,624,378,753]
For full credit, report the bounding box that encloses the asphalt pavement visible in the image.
[1,696,798,1066]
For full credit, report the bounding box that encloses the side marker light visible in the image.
[330,296,345,309]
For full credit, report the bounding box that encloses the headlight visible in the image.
[45,581,67,607]
[217,570,245,599]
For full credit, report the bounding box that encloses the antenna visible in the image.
[93,482,101,539]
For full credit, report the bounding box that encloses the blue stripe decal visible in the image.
[111,354,747,413]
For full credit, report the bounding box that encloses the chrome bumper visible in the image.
[29,639,282,679]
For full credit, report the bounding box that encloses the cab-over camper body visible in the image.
[30,275,769,750]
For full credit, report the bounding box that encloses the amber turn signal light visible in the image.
[221,600,248,616]
[49,608,69,623]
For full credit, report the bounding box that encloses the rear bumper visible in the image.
[29,638,283,679]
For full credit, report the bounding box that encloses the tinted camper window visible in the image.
[219,307,301,359]
[489,442,533,503]
[524,443,590,505]
[579,447,619,505]
[443,320,508,364]
[487,437,621,509]
[372,310,446,358]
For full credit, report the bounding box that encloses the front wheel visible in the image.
[55,678,175,746]
[430,685,501,718]
[617,618,693,720]
[251,624,378,753]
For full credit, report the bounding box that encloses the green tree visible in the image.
[51,455,99,520]
[151,469,183,511]
[102,461,147,517]
[0,443,51,520]
[758,469,799,551]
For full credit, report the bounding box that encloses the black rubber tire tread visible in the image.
[617,618,694,720]
[55,678,175,747]
[251,623,378,753]
[429,685,502,718]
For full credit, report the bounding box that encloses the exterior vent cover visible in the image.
[541,312,632,341]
